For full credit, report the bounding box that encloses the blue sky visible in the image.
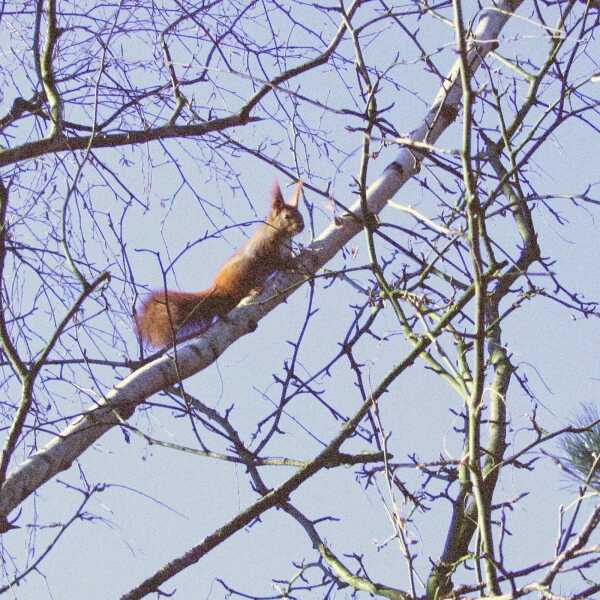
[1,1,599,598]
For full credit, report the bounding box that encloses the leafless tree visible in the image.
[0,0,599,598]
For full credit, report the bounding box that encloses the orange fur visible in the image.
[135,181,303,348]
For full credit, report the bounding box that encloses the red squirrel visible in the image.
[136,181,304,348]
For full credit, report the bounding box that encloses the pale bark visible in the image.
[0,0,523,522]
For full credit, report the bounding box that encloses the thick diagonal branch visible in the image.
[0,0,523,526]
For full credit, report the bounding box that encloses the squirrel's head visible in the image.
[268,181,304,236]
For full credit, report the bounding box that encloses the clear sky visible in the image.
[0,1,599,598]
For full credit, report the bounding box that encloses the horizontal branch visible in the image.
[0,113,258,167]
[0,0,362,169]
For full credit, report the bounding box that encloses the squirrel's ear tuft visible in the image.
[271,180,285,210]
[287,181,302,208]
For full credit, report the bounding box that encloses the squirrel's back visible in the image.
[135,180,303,348]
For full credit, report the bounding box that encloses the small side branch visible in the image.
[37,0,63,137]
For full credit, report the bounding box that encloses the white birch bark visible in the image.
[0,0,523,521]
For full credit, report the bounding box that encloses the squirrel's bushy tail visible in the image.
[135,287,237,348]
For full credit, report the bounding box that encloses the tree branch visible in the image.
[0,0,524,531]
